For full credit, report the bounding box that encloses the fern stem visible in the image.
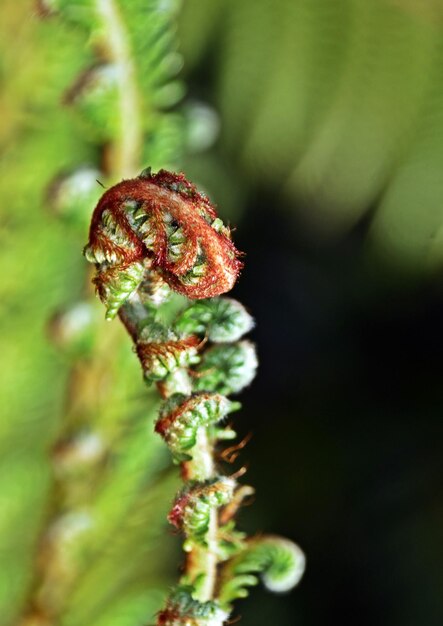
[182,429,218,603]
[120,295,220,603]
[119,292,151,341]
[96,0,142,178]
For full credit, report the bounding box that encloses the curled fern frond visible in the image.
[174,297,254,343]
[218,536,306,608]
[84,169,242,318]
[193,341,258,395]
[155,393,240,460]
[168,477,236,544]
[136,323,201,382]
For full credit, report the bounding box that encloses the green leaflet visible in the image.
[95,262,146,320]
[46,0,185,167]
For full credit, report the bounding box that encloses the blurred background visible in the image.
[2,0,443,625]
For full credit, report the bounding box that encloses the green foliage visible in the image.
[46,0,185,176]
[49,167,103,231]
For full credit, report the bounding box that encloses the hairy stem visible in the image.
[119,292,151,341]
[119,294,220,603]
[183,429,218,602]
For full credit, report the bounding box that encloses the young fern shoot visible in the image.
[84,168,305,625]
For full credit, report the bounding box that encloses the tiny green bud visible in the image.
[155,393,240,459]
[168,477,236,544]
[88,261,145,320]
[136,323,200,382]
[174,298,254,343]
[193,341,258,395]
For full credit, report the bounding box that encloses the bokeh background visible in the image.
[2,1,443,625]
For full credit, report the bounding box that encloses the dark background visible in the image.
[234,193,443,626]
[178,2,443,623]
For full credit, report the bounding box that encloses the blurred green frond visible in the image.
[180,0,443,271]
[218,536,305,609]
[0,1,186,624]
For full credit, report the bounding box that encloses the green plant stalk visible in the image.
[120,295,218,603]
[184,429,218,602]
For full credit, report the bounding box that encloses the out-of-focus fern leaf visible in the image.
[58,472,179,626]
[86,589,164,626]
[180,0,443,270]
[369,36,443,270]
[1,0,186,625]
[0,3,94,623]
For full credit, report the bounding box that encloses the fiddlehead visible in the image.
[217,536,306,609]
[85,168,304,625]
[168,478,236,543]
[84,168,242,318]
[155,393,241,462]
